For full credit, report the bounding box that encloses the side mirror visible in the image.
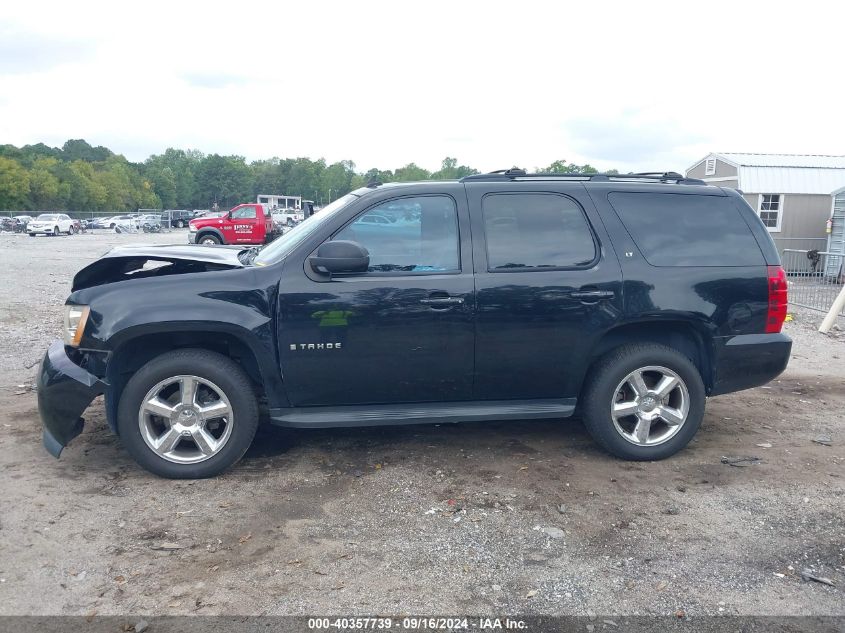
[309,240,369,274]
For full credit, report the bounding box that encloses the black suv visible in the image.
[38,170,791,478]
[161,210,194,228]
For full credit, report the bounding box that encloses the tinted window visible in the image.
[335,195,459,273]
[608,192,764,266]
[232,206,257,219]
[482,193,596,270]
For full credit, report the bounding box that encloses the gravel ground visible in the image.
[0,231,843,617]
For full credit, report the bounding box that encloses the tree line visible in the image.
[0,139,606,212]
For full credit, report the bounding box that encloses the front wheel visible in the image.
[580,343,705,461]
[199,234,221,245]
[117,349,259,478]
[52,226,59,236]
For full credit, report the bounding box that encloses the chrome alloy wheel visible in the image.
[611,365,689,446]
[138,375,234,464]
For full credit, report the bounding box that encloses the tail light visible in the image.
[765,265,788,333]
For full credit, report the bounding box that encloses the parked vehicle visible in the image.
[104,215,135,229]
[188,203,277,245]
[161,210,193,228]
[192,210,223,219]
[271,209,303,227]
[37,170,791,478]
[14,215,33,231]
[87,217,108,229]
[141,215,164,233]
[71,218,87,234]
[27,213,76,236]
[0,217,22,232]
[1,216,32,232]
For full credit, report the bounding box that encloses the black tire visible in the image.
[117,349,259,478]
[176,220,184,228]
[68,225,75,235]
[198,233,221,245]
[580,343,705,461]
[28,233,35,237]
[53,226,59,236]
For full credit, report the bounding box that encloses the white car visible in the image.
[27,213,76,236]
[270,210,304,227]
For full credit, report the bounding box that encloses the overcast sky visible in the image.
[2,1,844,174]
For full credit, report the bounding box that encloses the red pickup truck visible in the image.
[188,204,277,245]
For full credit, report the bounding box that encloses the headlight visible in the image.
[63,305,90,347]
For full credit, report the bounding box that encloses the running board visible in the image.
[269,399,576,428]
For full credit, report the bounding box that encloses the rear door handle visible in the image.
[420,296,465,308]
[569,289,615,301]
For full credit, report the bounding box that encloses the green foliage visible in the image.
[0,140,617,211]
[195,154,253,208]
[536,159,600,174]
[28,157,63,209]
[431,157,479,180]
[0,157,30,209]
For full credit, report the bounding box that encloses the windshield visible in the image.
[37,214,59,220]
[254,192,360,266]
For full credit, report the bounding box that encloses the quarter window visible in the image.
[334,195,460,273]
[608,192,764,266]
[482,193,596,271]
[758,194,782,231]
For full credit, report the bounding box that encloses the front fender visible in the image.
[73,266,288,424]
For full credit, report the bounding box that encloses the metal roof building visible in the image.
[687,153,845,195]
[687,153,845,255]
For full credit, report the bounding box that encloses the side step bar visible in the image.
[269,399,576,429]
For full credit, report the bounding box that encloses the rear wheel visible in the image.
[67,225,75,235]
[176,220,185,228]
[199,233,221,245]
[28,233,35,237]
[580,343,705,461]
[117,349,259,478]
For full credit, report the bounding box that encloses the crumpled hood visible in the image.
[72,244,245,291]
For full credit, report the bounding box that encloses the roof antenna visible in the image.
[365,177,382,188]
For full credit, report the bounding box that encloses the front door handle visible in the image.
[420,296,465,308]
[569,289,615,301]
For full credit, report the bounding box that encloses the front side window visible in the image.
[482,193,597,270]
[334,195,460,273]
[232,205,257,219]
[758,194,782,231]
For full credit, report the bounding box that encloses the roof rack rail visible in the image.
[460,170,706,185]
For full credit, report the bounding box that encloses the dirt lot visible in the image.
[0,230,843,617]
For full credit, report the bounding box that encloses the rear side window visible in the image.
[482,193,597,270]
[608,192,764,266]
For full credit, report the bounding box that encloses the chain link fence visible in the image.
[782,249,845,316]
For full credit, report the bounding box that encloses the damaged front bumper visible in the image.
[37,340,106,457]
